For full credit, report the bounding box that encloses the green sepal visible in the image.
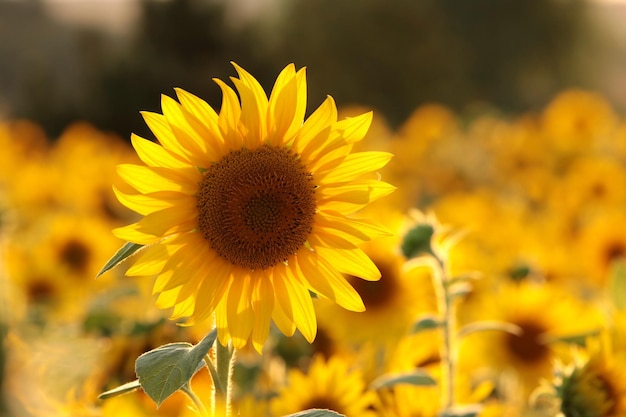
[135,328,217,407]
[98,380,141,400]
[370,369,437,390]
[283,410,345,417]
[411,314,442,334]
[96,242,144,278]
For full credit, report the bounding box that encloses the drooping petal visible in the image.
[309,240,381,281]
[226,271,254,348]
[297,251,365,312]
[273,265,317,342]
[251,270,274,353]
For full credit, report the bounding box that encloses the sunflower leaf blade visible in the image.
[370,370,437,390]
[135,329,217,407]
[411,314,443,333]
[96,242,144,278]
[283,410,345,417]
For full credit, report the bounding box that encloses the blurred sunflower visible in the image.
[376,332,492,417]
[548,156,626,221]
[556,353,626,417]
[269,354,378,417]
[114,63,394,352]
[576,209,626,291]
[5,211,123,320]
[541,89,618,156]
[473,281,603,393]
[314,208,435,348]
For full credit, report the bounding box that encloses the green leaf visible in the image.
[411,314,442,334]
[135,328,217,407]
[98,380,141,400]
[96,242,144,278]
[609,258,626,310]
[370,369,437,390]
[439,405,482,417]
[458,320,522,339]
[284,410,345,417]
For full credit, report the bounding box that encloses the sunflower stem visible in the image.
[181,383,210,417]
[432,254,457,410]
[215,340,236,417]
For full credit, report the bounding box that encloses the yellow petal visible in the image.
[310,242,381,281]
[317,181,397,214]
[214,78,243,149]
[131,134,190,170]
[271,300,296,338]
[316,211,392,242]
[297,251,365,312]
[126,242,170,277]
[251,270,273,353]
[186,259,232,326]
[232,63,269,145]
[316,151,393,183]
[227,271,253,348]
[174,87,219,131]
[161,94,215,167]
[141,111,191,162]
[113,186,192,216]
[268,65,307,145]
[292,96,337,155]
[216,298,230,347]
[113,223,161,245]
[117,164,199,195]
[128,204,197,238]
[273,266,317,342]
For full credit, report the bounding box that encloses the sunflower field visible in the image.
[2,69,626,417]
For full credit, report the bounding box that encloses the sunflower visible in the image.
[314,207,435,349]
[269,354,378,417]
[472,281,603,394]
[113,63,394,352]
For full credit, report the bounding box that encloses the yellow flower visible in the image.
[541,89,618,155]
[269,354,378,417]
[472,281,603,394]
[314,207,435,348]
[113,63,394,352]
[557,353,626,417]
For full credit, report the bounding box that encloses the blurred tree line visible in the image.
[0,0,605,139]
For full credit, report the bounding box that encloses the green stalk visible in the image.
[215,341,236,417]
[181,383,210,417]
[432,255,457,410]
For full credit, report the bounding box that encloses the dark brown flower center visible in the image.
[196,145,316,270]
[301,396,343,413]
[505,319,550,364]
[59,239,90,274]
[347,257,396,310]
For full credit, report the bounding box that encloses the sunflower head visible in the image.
[113,63,394,352]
